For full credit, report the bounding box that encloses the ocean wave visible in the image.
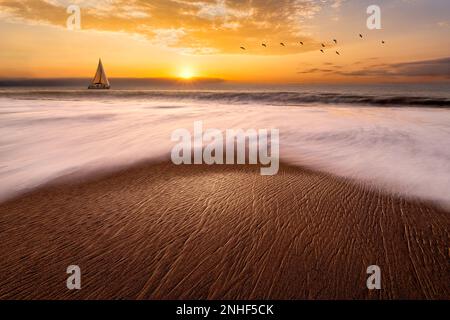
[0,90,449,107]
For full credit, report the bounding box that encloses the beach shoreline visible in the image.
[0,161,448,300]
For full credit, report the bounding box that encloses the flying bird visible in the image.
[280,42,285,46]
[262,43,267,47]
[359,34,363,38]
[333,39,337,44]
[320,49,324,53]
[240,46,246,50]
[300,41,304,45]
[382,40,385,44]
[336,51,340,55]
[321,43,325,47]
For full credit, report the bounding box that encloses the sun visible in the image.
[179,67,195,79]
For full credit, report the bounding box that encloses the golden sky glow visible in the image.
[0,0,449,83]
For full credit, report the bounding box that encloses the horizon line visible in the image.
[0,78,449,87]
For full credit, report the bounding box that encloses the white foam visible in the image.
[1,96,449,208]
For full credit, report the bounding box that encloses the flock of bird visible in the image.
[239,34,385,56]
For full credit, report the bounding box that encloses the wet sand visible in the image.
[0,162,448,299]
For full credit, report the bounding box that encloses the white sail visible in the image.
[88,59,110,89]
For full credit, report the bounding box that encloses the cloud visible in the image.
[437,21,450,28]
[150,28,187,47]
[331,0,344,9]
[195,0,252,20]
[393,57,450,77]
[297,68,335,74]
[297,57,450,79]
[0,0,340,55]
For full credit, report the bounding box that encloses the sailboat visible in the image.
[88,59,110,89]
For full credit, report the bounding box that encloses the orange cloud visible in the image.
[0,0,342,54]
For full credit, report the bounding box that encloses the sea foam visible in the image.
[0,92,449,207]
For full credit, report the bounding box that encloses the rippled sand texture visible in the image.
[0,163,448,299]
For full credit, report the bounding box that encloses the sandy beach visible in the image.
[0,161,448,300]
[1,0,449,305]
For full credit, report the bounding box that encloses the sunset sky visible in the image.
[0,0,449,83]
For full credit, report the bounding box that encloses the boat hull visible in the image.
[88,84,110,89]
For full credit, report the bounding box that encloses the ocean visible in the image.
[0,83,449,207]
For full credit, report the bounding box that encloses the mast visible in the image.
[98,59,102,83]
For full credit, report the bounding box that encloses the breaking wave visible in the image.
[0,89,449,107]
